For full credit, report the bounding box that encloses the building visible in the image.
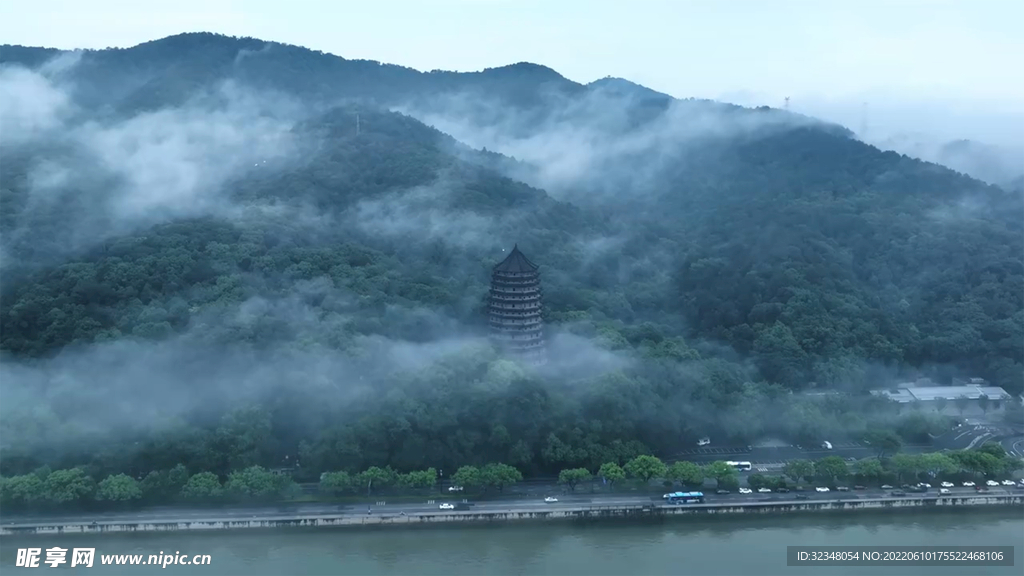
[870,384,1013,415]
[489,244,545,365]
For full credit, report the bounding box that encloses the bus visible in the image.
[726,461,752,471]
[667,491,705,504]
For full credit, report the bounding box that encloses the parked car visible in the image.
[962,481,976,487]
[739,488,753,494]
[439,503,455,510]
[881,485,894,489]
[448,485,464,492]
[716,489,731,495]
[544,496,558,503]
[939,488,951,495]
[757,487,772,493]
[940,482,954,488]
[815,487,830,492]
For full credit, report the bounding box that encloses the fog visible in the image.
[0,46,1005,480]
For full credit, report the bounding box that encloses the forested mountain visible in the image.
[0,33,1020,483]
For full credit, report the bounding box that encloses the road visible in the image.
[4,486,1020,528]
[670,442,933,471]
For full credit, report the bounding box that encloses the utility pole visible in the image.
[356,113,361,136]
[784,96,790,111]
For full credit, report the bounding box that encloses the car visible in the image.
[881,485,893,489]
[439,503,455,510]
[544,496,558,503]
[854,485,866,490]
[1001,480,1016,486]
[940,481,954,488]
[986,480,999,487]
[794,494,809,500]
[757,487,772,493]
[716,489,730,495]
[739,488,753,494]
[939,488,951,495]
[836,486,850,491]
[815,487,830,492]
[975,487,990,493]
[448,485,464,492]
[698,437,711,446]
[776,487,790,493]
[917,483,931,488]
[891,490,906,497]
[962,481,975,487]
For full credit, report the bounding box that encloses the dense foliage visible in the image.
[2,444,1017,513]
[0,33,1021,488]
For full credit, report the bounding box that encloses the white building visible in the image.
[871,384,1013,415]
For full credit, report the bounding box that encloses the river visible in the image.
[2,509,1020,575]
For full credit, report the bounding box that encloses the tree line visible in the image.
[4,444,1018,513]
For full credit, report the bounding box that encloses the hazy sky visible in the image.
[2,0,1022,142]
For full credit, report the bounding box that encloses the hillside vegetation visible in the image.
[0,33,1020,486]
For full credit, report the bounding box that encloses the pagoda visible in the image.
[489,244,545,365]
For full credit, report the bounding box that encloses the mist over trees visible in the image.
[0,33,1021,485]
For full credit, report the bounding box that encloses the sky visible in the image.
[2,0,1023,144]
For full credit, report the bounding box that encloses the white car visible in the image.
[698,437,711,446]
[917,483,931,488]
[544,496,558,503]
[986,480,999,487]
[1002,480,1016,486]
[815,487,830,492]
[448,485,464,492]
[939,488,951,495]
[940,482,954,488]
[962,481,975,487]
[739,488,753,494]
[757,487,772,493]
[662,493,673,499]
[439,503,455,510]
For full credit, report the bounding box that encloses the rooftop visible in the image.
[493,244,539,274]
[871,385,1012,403]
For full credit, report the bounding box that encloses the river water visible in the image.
[2,509,1020,575]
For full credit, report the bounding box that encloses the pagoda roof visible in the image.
[493,244,539,273]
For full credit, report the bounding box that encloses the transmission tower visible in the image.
[784,96,790,111]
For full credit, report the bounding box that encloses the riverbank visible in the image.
[4,494,1021,537]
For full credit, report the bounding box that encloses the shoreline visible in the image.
[4,494,1021,537]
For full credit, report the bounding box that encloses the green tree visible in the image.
[864,430,902,459]
[702,461,737,484]
[180,472,223,501]
[933,397,948,413]
[450,465,482,489]
[319,471,352,496]
[667,461,704,488]
[45,468,95,504]
[95,474,143,502]
[598,462,626,486]
[919,453,958,477]
[853,458,884,482]
[783,459,815,483]
[2,474,45,507]
[480,463,522,492]
[624,455,666,483]
[813,457,849,483]
[954,395,971,416]
[977,394,990,413]
[558,468,593,492]
[746,473,769,489]
[888,454,923,483]
[399,468,437,489]
[356,466,397,495]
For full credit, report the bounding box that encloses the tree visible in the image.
[624,455,667,484]
[95,474,143,502]
[667,461,704,488]
[813,457,849,483]
[746,473,769,489]
[889,454,923,483]
[863,430,902,459]
[977,394,990,413]
[450,465,482,489]
[598,462,626,486]
[933,397,948,413]
[702,461,738,486]
[976,442,1007,459]
[226,466,293,500]
[717,475,740,491]
[954,395,971,416]
[399,468,437,489]
[180,472,222,501]
[356,466,396,495]
[480,463,522,492]
[783,460,815,483]
[558,468,592,492]
[45,468,95,504]
[853,458,884,481]
[2,474,45,507]
[319,471,352,496]
[918,453,958,477]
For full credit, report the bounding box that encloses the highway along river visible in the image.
[2,508,1020,575]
